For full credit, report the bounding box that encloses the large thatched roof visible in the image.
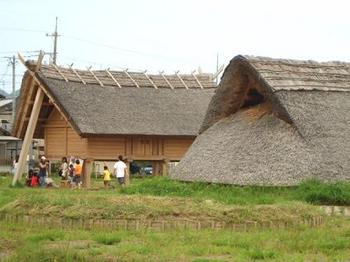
[14,64,215,138]
[172,55,350,185]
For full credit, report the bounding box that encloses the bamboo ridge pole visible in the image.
[12,51,44,186]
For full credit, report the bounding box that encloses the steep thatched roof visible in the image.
[14,64,215,138]
[172,55,350,185]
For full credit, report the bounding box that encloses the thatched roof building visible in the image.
[14,64,215,139]
[172,55,350,185]
[13,61,215,179]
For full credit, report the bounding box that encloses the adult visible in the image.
[38,156,48,187]
[60,157,69,179]
[12,155,19,176]
[113,155,128,186]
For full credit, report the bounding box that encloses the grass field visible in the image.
[0,174,349,261]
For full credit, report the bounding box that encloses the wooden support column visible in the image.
[12,51,44,186]
[83,158,94,188]
[12,88,44,185]
[125,159,131,186]
[162,159,170,176]
[152,161,161,176]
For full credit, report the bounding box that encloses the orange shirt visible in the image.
[75,164,82,176]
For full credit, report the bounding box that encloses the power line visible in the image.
[0,64,10,82]
[61,35,182,61]
[0,50,41,54]
[0,74,23,77]
[0,27,47,33]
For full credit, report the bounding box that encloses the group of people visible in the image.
[59,156,83,188]
[22,154,128,189]
[101,155,128,188]
[26,156,56,188]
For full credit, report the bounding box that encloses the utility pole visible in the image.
[11,55,16,124]
[46,17,60,64]
[7,56,17,125]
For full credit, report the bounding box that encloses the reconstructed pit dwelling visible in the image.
[172,55,350,185]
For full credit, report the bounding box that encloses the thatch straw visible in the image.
[172,55,350,185]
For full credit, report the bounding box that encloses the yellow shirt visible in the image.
[103,170,111,181]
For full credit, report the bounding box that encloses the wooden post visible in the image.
[152,161,162,176]
[83,158,93,188]
[162,159,170,176]
[12,88,44,185]
[12,51,44,186]
[125,159,130,186]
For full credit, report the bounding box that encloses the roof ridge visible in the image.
[38,64,216,90]
[242,55,350,67]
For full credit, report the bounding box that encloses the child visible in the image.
[103,166,111,188]
[74,159,82,188]
[68,164,75,187]
[30,170,39,187]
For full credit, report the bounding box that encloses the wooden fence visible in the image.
[0,212,324,231]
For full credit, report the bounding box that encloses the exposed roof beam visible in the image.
[159,71,174,89]
[69,64,86,85]
[24,117,47,122]
[105,69,121,88]
[22,69,79,135]
[191,70,204,89]
[124,69,139,88]
[16,52,44,138]
[175,71,189,89]
[52,64,68,82]
[213,64,225,82]
[87,66,104,87]
[13,51,45,186]
[143,70,158,89]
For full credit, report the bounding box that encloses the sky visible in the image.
[0,0,350,94]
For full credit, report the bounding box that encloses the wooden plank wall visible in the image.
[44,109,87,159]
[163,138,193,160]
[44,109,194,161]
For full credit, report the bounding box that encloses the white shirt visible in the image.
[114,161,127,178]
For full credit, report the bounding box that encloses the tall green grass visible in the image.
[297,179,350,205]
[122,176,350,206]
[122,176,297,205]
[1,217,350,262]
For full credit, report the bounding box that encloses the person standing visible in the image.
[103,165,111,188]
[12,155,19,176]
[60,157,69,180]
[74,159,82,188]
[38,156,48,187]
[113,155,128,186]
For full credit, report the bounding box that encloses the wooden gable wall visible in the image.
[44,108,194,161]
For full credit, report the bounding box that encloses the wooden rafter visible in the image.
[69,64,86,85]
[124,69,139,88]
[175,71,189,89]
[159,71,174,89]
[143,71,158,89]
[20,68,74,130]
[87,67,104,87]
[16,53,44,138]
[13,51,45,186]
[191,70,204,89]
[106,69,122,88]
[52,63,68,82]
